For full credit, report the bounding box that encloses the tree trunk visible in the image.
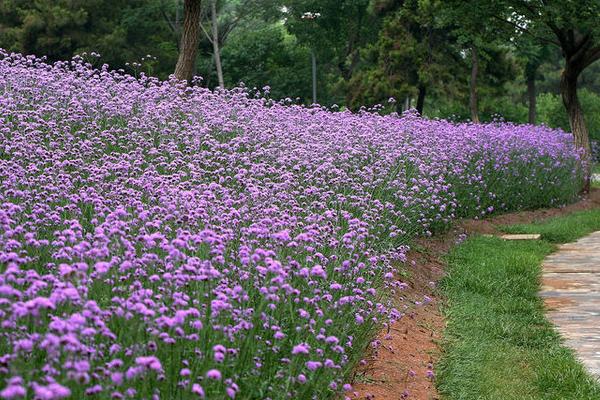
[211,0,224,88]
[561,66,591,192]
[174,0,202,82]
[416,84,426,115]
[527,71,536,124]
[469,46,480,123]
[311,50,317,104]
[175,0,183,37]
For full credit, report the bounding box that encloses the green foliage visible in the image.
[430,95,528,123]
[0,0,597,122]
[538,90,600,140]
[281,0,375,75]
[278,0,378,105]
[537,93,570,131]
[0,0,178,79]
[345,0,464,113]
[426,48,525,122]
[221,21,313,101]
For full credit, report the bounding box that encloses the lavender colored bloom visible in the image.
[85,385,102,395]
[226,387,236,398]
[135,356,162,372]
[111,372,124,386]
[0,385,26,399]
[292,343,310,355]
[206,369,222,380]
[310,265,327,278]
[32,383,71,400]
[305,361,322,371]
[191,384,205,398]
[0,49,582,400]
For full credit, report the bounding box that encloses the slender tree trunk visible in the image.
[395,101,403,114]
[469,46,480,123]
[527,71,536,124]
[416,84,426,115]
[211,0,224,88]
[416,26,433,117]
[175,0,183,37]
[561,66,591,192]
[311,50,317,104]
[174,0,202,82]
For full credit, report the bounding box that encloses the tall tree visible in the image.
[210,0,224,87]
[469,46,480,122]
[195,0,271,88]
[347,0,461,115]
[525,60,537,124]
[462,0,600,190]
[220,19,313,100]
[439,1,504,123]
[174,0,202,82]
[282,0,377,104]
[0,0,179,78]
[517,39,550,124]
[283,0,374,81]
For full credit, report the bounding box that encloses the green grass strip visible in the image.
[437,209,600,400]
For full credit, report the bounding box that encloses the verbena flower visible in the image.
[0,48,581,399]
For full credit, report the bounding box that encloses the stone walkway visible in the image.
[540,231,600,379]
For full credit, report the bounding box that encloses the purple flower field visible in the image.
[0,50,584,399]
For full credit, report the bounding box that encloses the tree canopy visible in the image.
[1,0,599,136]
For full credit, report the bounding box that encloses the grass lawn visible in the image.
[437,209,600,400]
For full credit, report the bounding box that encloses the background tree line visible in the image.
[1,0,598,120]
[2,1,600,181]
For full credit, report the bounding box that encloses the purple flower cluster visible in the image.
[0,50,582,399]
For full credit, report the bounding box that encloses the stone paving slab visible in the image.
[541,231,600,380]
[500,233,541,240]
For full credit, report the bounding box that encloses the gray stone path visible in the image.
[540,231,600,379]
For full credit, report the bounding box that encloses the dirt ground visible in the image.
[347,189,600,400]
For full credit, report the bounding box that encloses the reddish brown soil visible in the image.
[347,189,600,400]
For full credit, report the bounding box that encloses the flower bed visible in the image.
[0,51,583,399]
